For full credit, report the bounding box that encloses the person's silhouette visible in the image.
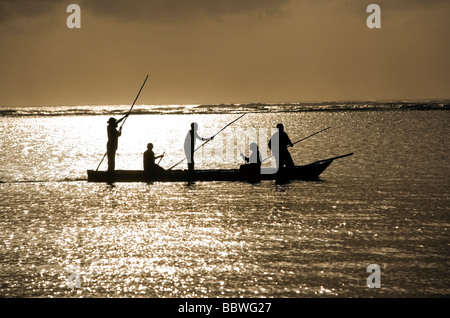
[239,142,262,175]
[240,142,262,166]
[268,123,295,170]
[143,143,165,175]
[107,116,126,172]
[184,122,213,171]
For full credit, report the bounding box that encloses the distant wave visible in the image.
[1,100,448,117]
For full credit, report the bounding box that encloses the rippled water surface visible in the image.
[0,109,449,297]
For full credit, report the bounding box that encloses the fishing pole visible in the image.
[95,74,149,171]
[262,126,331,163]
[238,146,244,158]
[157,152,165,165]
[169,113,247,170]
[291,126,331,146]
[119,74,149,131]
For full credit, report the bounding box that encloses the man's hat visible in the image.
[108,117,117,124]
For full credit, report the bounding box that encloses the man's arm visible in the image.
[202,136,214,141]
[197,131,214,141]
[240,153,249,163]
[117,114,127,123]
[285,133,293,148]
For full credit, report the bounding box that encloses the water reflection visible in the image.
[0,111,449,297]
[274,183,289,192]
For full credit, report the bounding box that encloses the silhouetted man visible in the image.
[107,116,126,172]
[268,123,295,170]
[239,142,262,176]
[144,143,165,175]
[240,142,262,167]
[184,122,213,171]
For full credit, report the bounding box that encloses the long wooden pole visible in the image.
[157,152,165,165]
[169,113,246,170]
[95,152,108,172]
[291,126,331,146]
[119,74,149,131]
[95,74,149,171]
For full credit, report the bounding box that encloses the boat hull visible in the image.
[87,160,333,183]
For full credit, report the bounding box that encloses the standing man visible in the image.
[184,122,214,171]
[268,123,295,170]
[107,116,126,172]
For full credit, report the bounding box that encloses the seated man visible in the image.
[143,143,165,175]
[239,142,262,175]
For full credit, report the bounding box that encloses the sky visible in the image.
[0,0,449,106]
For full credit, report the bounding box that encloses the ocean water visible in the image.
[0,103,449,297]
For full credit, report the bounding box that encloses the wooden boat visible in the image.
[87,153,353,183]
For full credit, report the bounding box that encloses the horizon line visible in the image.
[1,98,449,108]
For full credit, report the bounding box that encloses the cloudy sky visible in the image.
[0,0,448,106]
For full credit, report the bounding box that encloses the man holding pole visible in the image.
[184,122,214,172]
[168,113,246,171]
[107,115,127,172]
[96,74,149,172]
[268,123,295,171]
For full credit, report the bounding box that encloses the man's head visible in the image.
[108,117,117,126]
[147,143,153,150]
[250,142,258,152]
[277,123,284,132]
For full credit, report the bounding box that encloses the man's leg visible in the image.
[107,150,115,172]
[186,150,194,171]
[274,153,281,172]
[284,151,295,168]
